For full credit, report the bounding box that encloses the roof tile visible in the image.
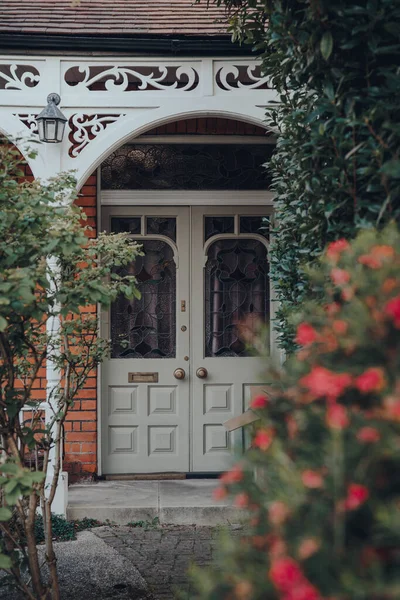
[0,0,229,37]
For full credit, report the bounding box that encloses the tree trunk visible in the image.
[43,498,60,600]
[25,494,48,599]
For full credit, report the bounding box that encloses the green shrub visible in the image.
[191,224,400,600]
[34,514,101,543]
[210,0,400,352]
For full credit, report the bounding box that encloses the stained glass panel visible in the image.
[146,217,176,242]
[101,144,273,190]
[240,216,269,239]
[205,239,269,357]
[111,240,176,358]
[204,216,235,241]
[111,217,141,235]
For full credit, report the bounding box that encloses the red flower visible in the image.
[326,239,350,262]
[355,367,386,394]
[384,296,400,327]
[220,464,243,485]
[295,323,318,346]
[358,254,381,269]
[213,486,228,501]
[301,470,324,489]
[268,501,290,526]
[382,278,397,294]
[269,557,304,592]
[286,414,298,439]
[371,245,395,260]
[282,583,322,600]
[298,538,320,560]
[253,428,274,451]
[250,394,269,410]
[324,302,341,317]
[234,492,249,508]
[300,367,352,401]
[332,320,348,335]
[344,483,369,510]
[341,285,355,301]
[330,268,351,286]
[326,404,349,430]
[383,396,400,421]
[357,427,380,443]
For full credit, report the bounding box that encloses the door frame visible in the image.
[96,185,277,475]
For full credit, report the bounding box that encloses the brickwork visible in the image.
[64,173,98,481]
[143,117,267,137]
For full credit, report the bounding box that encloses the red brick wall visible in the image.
[143,117,267,136]
[64,173,98,482]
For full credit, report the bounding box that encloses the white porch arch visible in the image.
[0,55,278,186]
[71,103,273,190]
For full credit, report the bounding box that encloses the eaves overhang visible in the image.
[0,33,257,56]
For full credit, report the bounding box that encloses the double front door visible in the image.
[101,205,270,474]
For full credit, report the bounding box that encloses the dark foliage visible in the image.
[209,0,400,351]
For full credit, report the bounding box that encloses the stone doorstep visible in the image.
[67,479,244,526]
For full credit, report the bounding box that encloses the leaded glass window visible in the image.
[146,217,176,242]
[101,144,273,190]
[205,239,269,357]
[204,216,235,241]
[111,217,142,235]
[111,240,176,358]
[240,216,269,239]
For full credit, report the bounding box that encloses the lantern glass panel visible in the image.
[45,120,56,141]
[37,119,45,141]
[57,121,66,143]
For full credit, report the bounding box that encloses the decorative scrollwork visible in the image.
[216,64,269,91]
[64,64,199,92]
[0,64,40,90]
[15,114,39,135]
[69,114,125,157]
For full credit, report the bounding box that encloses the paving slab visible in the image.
[159,479,242,525]
[67,480,159,524]
[67,479,244,526]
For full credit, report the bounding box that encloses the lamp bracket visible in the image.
[47,93,61,105]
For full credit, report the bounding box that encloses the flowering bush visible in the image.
[191,225,400,600]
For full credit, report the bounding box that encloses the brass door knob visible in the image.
[173,368,186,380]
[196,367,208,379]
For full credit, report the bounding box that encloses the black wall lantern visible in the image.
[36,93,67,143]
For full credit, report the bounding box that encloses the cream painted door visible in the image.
[101,206,190,474]
[191,206,271,472]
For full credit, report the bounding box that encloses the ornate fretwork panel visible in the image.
[0,64,40,90]
[101,144,273,190]
[68,113,125,157]
[14,114,39,135]
[64,64,199,93]
[111,240,176,359]
[205,239,269,357]
[214,63,270,92]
